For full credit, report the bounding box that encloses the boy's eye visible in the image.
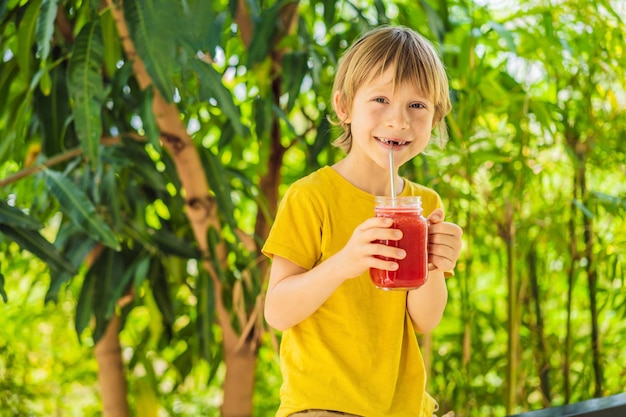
[373,97,387,104]
[410,102,425,109]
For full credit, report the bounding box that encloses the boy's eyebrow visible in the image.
[365,84,433,100]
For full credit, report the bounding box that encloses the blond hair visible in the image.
[330,26,451,153]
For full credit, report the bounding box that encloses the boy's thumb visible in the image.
[429,208,445,223]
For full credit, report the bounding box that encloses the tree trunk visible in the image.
[221,337,258,417]
[107,3,267,415]
[95,314,130,417]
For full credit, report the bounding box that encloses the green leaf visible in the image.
[205,226,227,283]
[100,8,122,78]
[179,0,219,53]
[0,200,43,229]
[190,59,246,136]
[592,192,626,213]
[46,224,97,303]
[281,51,308,112]
[75,266,95,337]
[124,0,177,101]
[374,0,388,24]
[34,65,77,157]
[418,0,445,42]
[254,96,272,140]
[149,228,201,259]
[101,165,122,232]
[39,67,52,95]
[485,21,517,53]
[148,258,175,329]
[67,20,105,170]
[247,1,283,66]
[16,0,41,81]
[309,116,331,169]
[322,0,335,27]
[133,256,151,289]
[573,198,594,219]
[217,120,236,149]
[272,102,297,136]
[196,267,215,360]
[207,341,223,384]
[35,0,59,62]
[43,168,120,250]
[200,149,237,231]
[88,248,127,342]
[97,249,127,319]
[0,2,7,21]
[139,87,161,150]
[0,224,76,275]
[0,59,20,117]
[124,143,166,192]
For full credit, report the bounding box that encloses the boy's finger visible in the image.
[428,208,445,224]
[359,216,393,231]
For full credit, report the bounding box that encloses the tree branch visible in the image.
[0,135,144,188]
[0,148,83,188]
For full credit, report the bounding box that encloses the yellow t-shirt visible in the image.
[262,166,443,417]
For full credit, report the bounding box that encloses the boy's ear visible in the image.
[333,91,351,123]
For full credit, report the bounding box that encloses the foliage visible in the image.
[0,248,101,416]
[0,0,625,416]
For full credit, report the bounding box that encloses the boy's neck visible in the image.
[332,159,404,196]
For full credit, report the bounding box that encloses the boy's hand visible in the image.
[427,208,463,272]
[336,217,405,279]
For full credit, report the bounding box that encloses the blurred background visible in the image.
[0,0,624,416]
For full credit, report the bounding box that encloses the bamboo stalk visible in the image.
[528,248,552,406]
[565,175,577,403]
[504,202,518,415]
[581,166,603,397]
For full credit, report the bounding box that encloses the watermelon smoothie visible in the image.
[370,196,428,290]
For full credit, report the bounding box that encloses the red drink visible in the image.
[370,196,428,290]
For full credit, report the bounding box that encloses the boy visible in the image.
[263,26,463,417]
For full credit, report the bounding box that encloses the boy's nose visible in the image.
[386,107,409,129]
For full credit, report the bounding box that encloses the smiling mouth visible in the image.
[377,137,408,146]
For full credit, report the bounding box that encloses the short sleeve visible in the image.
[261,183,324,270]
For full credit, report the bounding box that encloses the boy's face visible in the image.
[335,66,436,171]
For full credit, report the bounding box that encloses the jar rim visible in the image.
[374,195,422,208]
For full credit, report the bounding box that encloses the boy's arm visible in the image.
[406,270,448,333]
[263,255,346,331]
[264,216,405,331]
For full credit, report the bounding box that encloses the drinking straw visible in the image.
[388,144,396,204]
